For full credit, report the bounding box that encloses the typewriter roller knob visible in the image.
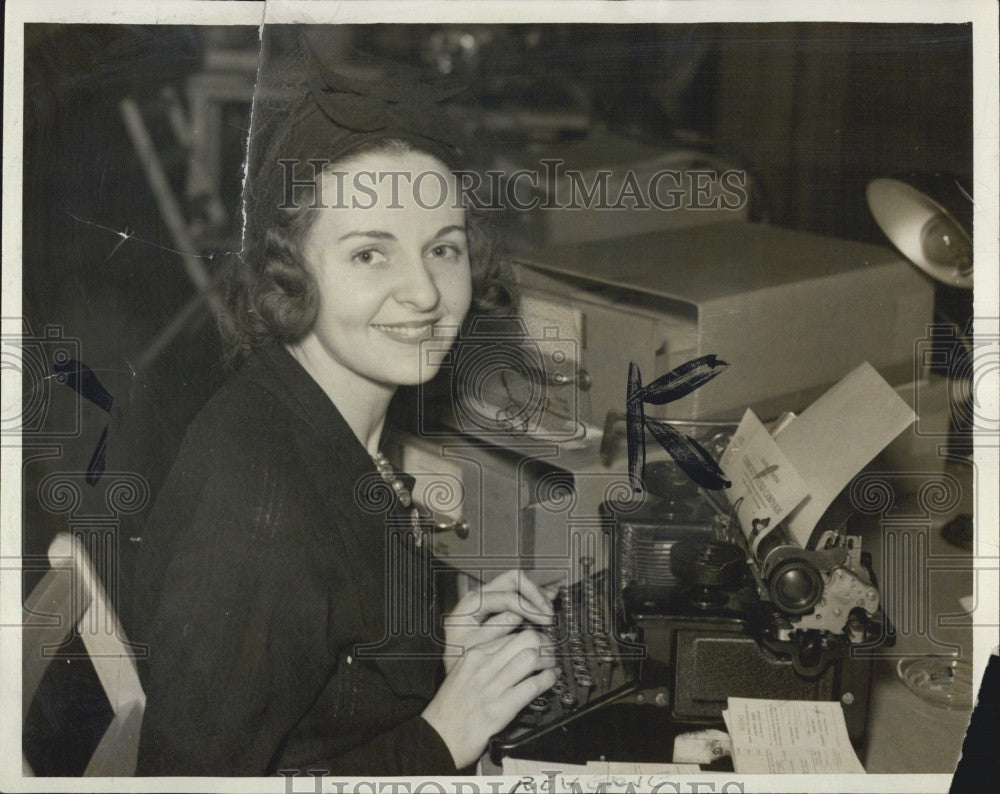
[767,557,824,615]
[670,540,746,606]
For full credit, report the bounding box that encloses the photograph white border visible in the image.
[3,2,997,792]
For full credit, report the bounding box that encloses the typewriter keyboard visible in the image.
[488,563,637,762]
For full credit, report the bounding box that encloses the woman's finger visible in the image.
[450,590,553,625]
[485,666,561,734]
[445,605,519,629]
[481,610,524,628]
[511,572,556,618]
[479,629,556,685]
[456,630,522,658]
[449,611,523,649]
[480,569,520,592]
[506,667,561,711]
[483,570,555,618]
[492,643,558,694]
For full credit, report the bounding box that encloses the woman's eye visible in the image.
[352,248,387,266]
[428,243,463,261]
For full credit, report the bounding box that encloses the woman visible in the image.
[132,46,557,776]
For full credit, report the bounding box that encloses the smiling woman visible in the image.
[129,37,557,777]
[291,149,473,421]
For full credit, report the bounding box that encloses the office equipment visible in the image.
[417,407,976,774]
[486,365,908,765]
[866,178,975,546]
[495,133,749,248]
[510,221,935,433]
[620,491,885,723]
[867,178,972,289]
[489,567,638,763]
[487,476,887,764]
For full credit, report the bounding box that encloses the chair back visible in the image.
[22,532,145,776]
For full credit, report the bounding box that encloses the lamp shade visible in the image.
[866,178,972,290]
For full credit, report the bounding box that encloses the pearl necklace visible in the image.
[371,451,424,547]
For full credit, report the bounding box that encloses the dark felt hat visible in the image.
[253,30,468,175]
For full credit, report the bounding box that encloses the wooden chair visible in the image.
[22,532,145,776]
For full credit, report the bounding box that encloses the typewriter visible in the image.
[489,461,890,765]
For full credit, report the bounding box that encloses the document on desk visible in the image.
[722,697,865,774]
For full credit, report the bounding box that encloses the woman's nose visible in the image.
[395,254,441,311]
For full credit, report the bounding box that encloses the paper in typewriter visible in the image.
[719,408,809,555]
[721,362,915,551]
[771,361,915,548]
[722,697,865,774]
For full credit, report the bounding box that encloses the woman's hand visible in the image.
[422,628,559,769]
[442,570,555,674]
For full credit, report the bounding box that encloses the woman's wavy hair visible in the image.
[219,76,516,370]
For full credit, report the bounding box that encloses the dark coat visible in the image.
[132,345,457,776]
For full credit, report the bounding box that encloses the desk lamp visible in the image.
[866,178,973,291]
[867,178,976,710]
[866,178,974,553]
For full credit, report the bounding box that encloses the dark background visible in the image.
[18,22,973,774]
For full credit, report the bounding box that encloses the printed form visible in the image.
[719,408,808,555]
[722,697,866,774]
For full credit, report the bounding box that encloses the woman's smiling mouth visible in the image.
[371,320,441,343]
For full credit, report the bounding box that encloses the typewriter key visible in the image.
[560,691,577,707]
[529,697,550,712]
[575,673,594,688]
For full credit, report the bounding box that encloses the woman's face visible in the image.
[297,148,473,388]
